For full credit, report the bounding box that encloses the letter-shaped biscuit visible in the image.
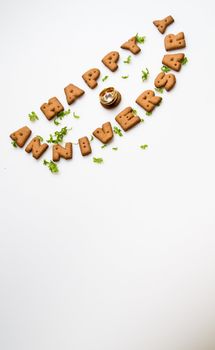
[93,122,113,144]
[115,107,141,131]
[25,137,48,159]
[154,72,176,91]
[136,90,162,112]
[82,68,100,89]
[162,53,184,72]
[78,137,92,156]
[52,143,72,161]
[40,97,64,120]
[164,32,186,51]
[64,84,85,105]
[102,51,119,72]
[10,126,31,147]
[153,15,174,34]
[121,36,141,54]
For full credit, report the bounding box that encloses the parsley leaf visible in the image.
[146,111,152,116]
[37,135,44,142]
[47,126,71,144]
[28,111,39,122]
[121,75,129,79]
[132,109,138,115]
[90,135,94,142]
[140,144,148,150]
[135,33,145,44]
[161,65,171,73]
[124,55,132,64]
[180,56,188,65]
[54,109,71,125]
[11,140,17,148]
[142,68,149,82]
[93,157,103,164]
[155,87,164,93]
[112,147,118,151]
[73,112,80,119]
[102,76,109,82]
[140,118,145,122]
[101,144,107,149]
[113,126,123,137]
[43,160,59,173]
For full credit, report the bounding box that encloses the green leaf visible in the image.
[37,135,44,142]
[46,126,71,144]
[140,144,148,150]
[112,147,118,151]
[121,75,129,79]
[90,135,94,142]
[101,144,107,149]
[102,75,109,82]
[161,65,171,73]
[135,33,146,44]
[123,55,132,64]
[132,109,138,115]
[28,111,39,122]
[180,56,188,65]
[54,119,60,126]
[140,118,145,122]
[93,157,103,164]
[146,111,152,116]
[11,140,17,148]
[113,126,123,137]
[155,87,164,94]
[57,109,71,118]
[141,68,149,82]
[73,112,80,119]
[43,159,59,173]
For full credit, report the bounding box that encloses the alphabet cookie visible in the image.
[102,51,119,72]
[154,72,176,91]
[93,122,113,144]
[136,90,162,112]
[64,84,85,105]
[40,97,64,120]
[121,36,141,54]
[78,137,92,156]
[162,53,185,71]
[82,68,100,89]
[25,136,48,159]
[115,107,140,131]
[52,143,73,161]
[10,126,32,147]
[153,15,174,34]
[164,32,186,51]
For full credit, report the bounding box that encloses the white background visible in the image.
[0,0,215,349]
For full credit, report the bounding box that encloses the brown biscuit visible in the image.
[82,68,100,89]
[93,122,113,144]
[25,137,48,159]
[154,72,176,91]
[115,107,140,131]
[162,53,184,71]
[52,143,72,161]
[164,32,186,51]
[40,97,64,120]
[136,90,162,112]
[102,51,119,72]
[153,15,174,34]
[64,84,85,105]
[121,36,141,54]
[10,126,32,147]
[78,137,92,156]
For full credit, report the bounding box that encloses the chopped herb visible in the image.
[180,56,188,65]
[161,65,171,73]
[124,55,132,64]
[102,75,109,82]
[46,126,71,144]
[141,68,149,82]
[155,87,164,93]
[93,157,103,164]
[90,135,94,142]
[132,109,138,115]
[121,75,129,79]
[73,112,80,119]
[11,140,17,148]
[43,160,59,173]
[140,118,145,122]
[113,126,123,137]
[54,109,71,125]
[28,111,39,122]
[37,135,44,142]
[54,119,60,126]
[135,33,145,44]
[140,144,148,150]
[146,111,152,116]
[112,147,118,151]
[101,144,107,149]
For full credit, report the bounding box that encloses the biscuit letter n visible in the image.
[52,143,73,161]
[136,90,162,112]
[93,122,113,144]
[25,137,48,159]
[115,107,140,131]
[10,126,32,147]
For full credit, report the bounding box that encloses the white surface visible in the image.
[1,0,215,349]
